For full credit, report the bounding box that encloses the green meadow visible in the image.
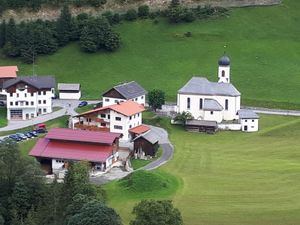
[104,114,300,225]
[0,0,300,108]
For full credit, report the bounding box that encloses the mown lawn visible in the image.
[104,114,300,225]
[1,0,300,108]
[0,107,7,128]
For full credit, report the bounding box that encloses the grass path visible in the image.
[0,0,300,108]
[104,114,300,225]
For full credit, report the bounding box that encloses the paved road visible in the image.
[242,106,300,117]
[0,100,100,132]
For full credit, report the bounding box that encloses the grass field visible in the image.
[0,108,7,128]
[104,114,300,225]
[0,0,300,108]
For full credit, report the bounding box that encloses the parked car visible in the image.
[24,132,33,139]
[9,134,22,142]
[78,101,88,107]
[34,128,47,134]
[93,102,103,109]
[0,101,5,107]
[29,131,38,137]
[16,133,28,140]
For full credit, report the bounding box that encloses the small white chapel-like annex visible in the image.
[177,55,259,132]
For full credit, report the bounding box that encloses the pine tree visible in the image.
[56,5,72,46]
[3,18,20,57]
[0,20,6,48]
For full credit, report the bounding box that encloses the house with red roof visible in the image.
[73,100,146,141]
[29,128,121,174]
[0,66,18,99]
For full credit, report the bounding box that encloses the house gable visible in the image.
[102,88,126,99]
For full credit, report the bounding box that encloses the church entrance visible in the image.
[244,125,248,131]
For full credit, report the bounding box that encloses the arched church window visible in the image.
[222,70,225,77]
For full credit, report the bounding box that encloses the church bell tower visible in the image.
[218,54,230,83]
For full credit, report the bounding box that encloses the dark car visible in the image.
[9,134,22,142]
[34,128,47,134]
[0,101,5,107]
[29,131,38,137]
[16,133,28,140]
[24,132,33,139]
[93,102,103,109]
[78,101,88,108]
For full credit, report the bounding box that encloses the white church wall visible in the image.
[240,119,259,132]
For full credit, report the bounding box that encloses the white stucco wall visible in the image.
[6,88,53,120]
[240,118,259,132]
[59,91,81,100]
[218,65,230,83]
[52,159,65,170]
[218,123,242,131]
[177,93,240,122]
[103,95,146,107]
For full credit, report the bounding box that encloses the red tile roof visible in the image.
[0,66,18,78]
[129,124,150,135]
[46,128,121,144]
[77,100,145,117]
[29,138,113,162]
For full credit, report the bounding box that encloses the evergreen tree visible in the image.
[0,20,6,48]
[103,31,120,51]
[67,200,122,225]
[3,18,20,57]
[0,214,4,225]
[56,5,72,46]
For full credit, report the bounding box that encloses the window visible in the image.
[114,125,123,130]
[31,93,34,97]
[187,97,190,109]
[245,120,248,122]
[25,102,29,106]
[105,98,109,102]
[31,101,34,106]
[101,123,106,126]
[38,91,41,95]
[251,126,254,128]
[130,116,132,120]
[210,111,213,115]
[252,120,254,122]
[16,102,18,106]
[43,108,46,113]
[87,118,92,122]
[129,125,132,128]
[17,93,19,97]
[43,100,46,104]
[115,117,121,121]
[38,100,41,104]
[135,98,138,101]
[10,93,13,97]
[43,91,46,95]
[115,100,119,103]
[225,99,228,110]
[199,98,203,109]
[100,114,106,118]
[10,102,13,106]
[25,93,27,97]
[222,70,225,77]
[141,96,144,99]
[108,115,110,119]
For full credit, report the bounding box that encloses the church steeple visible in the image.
[218,54,230,83]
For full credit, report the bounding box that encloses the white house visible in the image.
[177,55,259,132]
[238,109,259,132]
[0,66,18,100]
[3,76,55,120]
[58,83,81,100]
[73,100,145,141]
[102,81,146,107]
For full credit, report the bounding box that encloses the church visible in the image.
[176,55,259,132]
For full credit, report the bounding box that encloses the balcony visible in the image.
[74,123,110,132]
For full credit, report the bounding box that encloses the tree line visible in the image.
[0,0,106,12]
[0,140,184,225]
[0,5,121,63]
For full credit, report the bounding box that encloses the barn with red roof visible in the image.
[29,128,121,174]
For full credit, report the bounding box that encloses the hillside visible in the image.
[0,0,280,22]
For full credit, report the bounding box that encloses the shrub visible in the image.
[112,13,121,24]
[184,31,192,37]
[138,5,150,18]
[125,9,138,21]
[102,11,114,24]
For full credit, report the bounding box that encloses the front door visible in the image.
[244,125,248,131]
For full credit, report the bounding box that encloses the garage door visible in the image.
[10,109,23,120]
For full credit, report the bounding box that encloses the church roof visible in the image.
[218,55,230,66]
[178,77,240,97]
[203,99,223,111]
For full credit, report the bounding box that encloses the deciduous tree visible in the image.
[148,89,165,111]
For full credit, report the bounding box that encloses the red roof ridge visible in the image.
[0,66,18,78]
[129,124,150,135]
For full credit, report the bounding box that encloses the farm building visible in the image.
[29,128,121,174]
[58,83,81,100]
[132,129,159,159]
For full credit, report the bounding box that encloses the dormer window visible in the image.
[17,83,26,91]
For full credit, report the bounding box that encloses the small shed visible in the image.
[58,83,81,100]
[133,130,159,159]
[185,120,218,134]
[238,109,259,132]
